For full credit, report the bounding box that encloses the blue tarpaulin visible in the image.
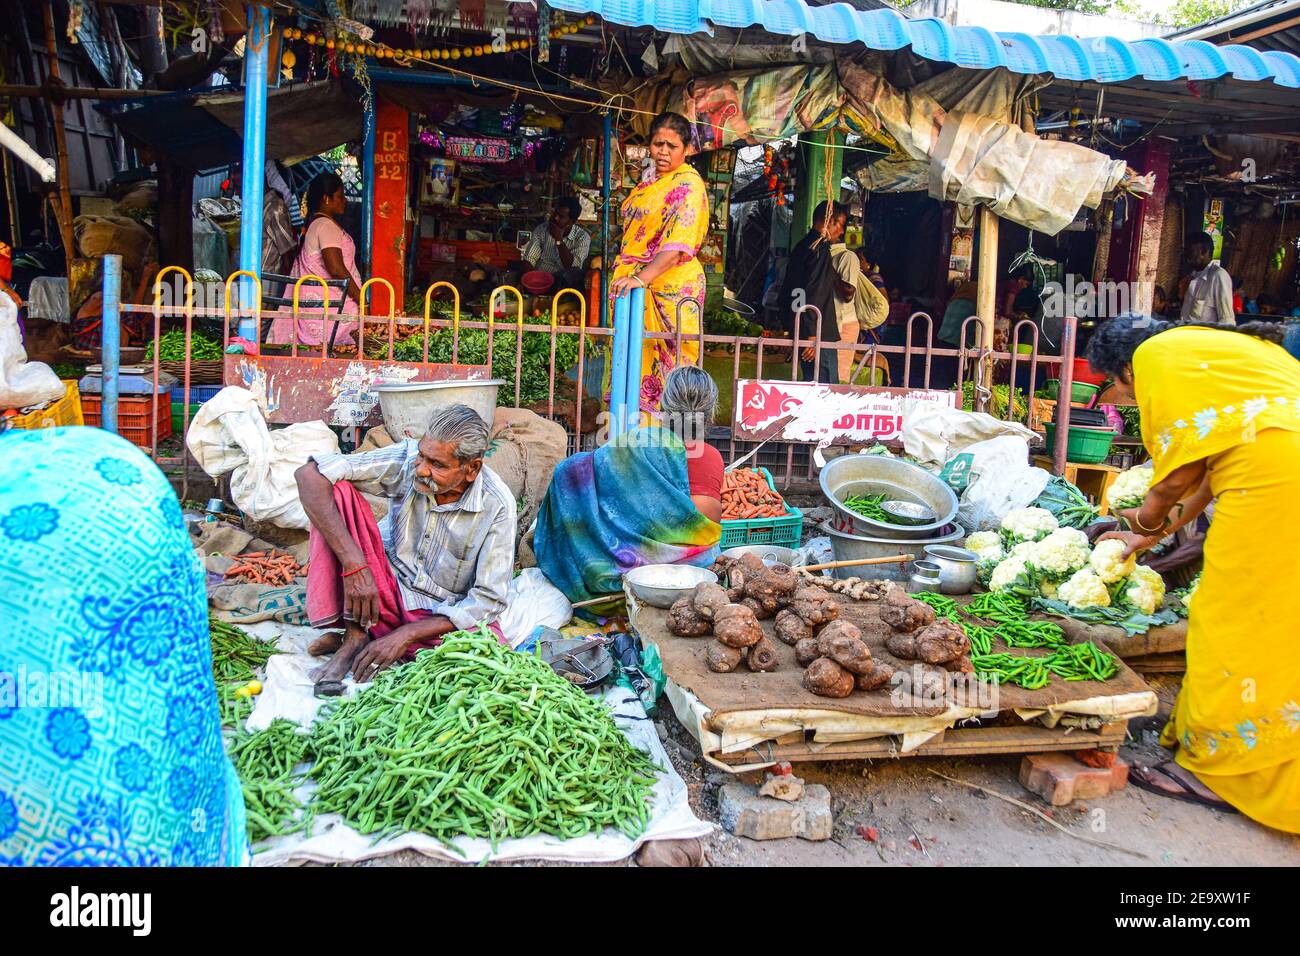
[548,0,1300,87]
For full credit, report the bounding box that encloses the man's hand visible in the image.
[351,629,411,679]
[1097,529,1162,560]
[800,347,815,363]
[343,565,380,629]
[549,221,566,242]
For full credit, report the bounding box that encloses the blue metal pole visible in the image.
[601,112,612,325]
[101,254,122,434]
[624,286,644,430]
[237,4,270,341]
[361,97,375,272]
[609,291,629,434]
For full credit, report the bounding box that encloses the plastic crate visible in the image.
[168,383,222,403]
[83,393,172,449]
[171,402,201,434]
[719,466,804,549]
[1044,422,1116,464]
[7,380,84,430]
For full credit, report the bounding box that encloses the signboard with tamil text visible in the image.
[734,381,956,445]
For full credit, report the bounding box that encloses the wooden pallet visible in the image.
[712,721,1127,767]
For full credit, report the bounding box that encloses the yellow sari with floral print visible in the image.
[613,162,710,415]
[1134,325,1300,832]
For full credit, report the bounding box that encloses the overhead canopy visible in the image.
[108,80,364,172]
[548,0,1300,88]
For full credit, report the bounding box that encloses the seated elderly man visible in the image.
[295,403,517,694]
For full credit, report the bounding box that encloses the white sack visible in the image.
[953,436,1051,533]
[186,386,339,529]
[0,293,65,409]
[497,568,573,649]
[900,398,1040,467]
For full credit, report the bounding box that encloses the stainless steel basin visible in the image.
[819,453,959,540]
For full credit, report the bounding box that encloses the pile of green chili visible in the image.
[305,624,661,852]
[841,493,906,524]
[910,591,963,622]
[229,719,310,843]
[210,620,278,727]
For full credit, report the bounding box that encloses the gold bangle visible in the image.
[1131,512,1168,536]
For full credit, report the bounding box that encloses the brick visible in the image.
[718,783,833,841]
[1019,753,1130,806]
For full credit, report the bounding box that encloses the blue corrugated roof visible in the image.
[549,1,1300,88]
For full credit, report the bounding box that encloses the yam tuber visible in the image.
[886,620,970,667]
[746,636,779,672]
[789,587,839,627]
[803,657,856,698]
[819,630,874,676]
[879,589,935,633]
[743,563,799,614]
[706,641,745,673]
[667,597,712,637]
[814,619,864,657]
[691,581,730,621]
[855,659,895,691]
[714,605,763,648]
[794,637,822,667]
[773,609,814,646]
[739,595,775,620]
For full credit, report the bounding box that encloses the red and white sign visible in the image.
[734,381,956,444]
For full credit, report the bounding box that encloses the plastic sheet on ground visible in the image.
[237,621,711,866]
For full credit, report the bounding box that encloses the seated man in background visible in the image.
[520,196,590,293]
[295,404,517,692]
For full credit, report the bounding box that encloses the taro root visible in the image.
[821,634,874,676]
[885,631,918,660]
[691,581,730,621]
[789,587,839,627]
[744,564,799,614]
[706,641,745,673]
[667,596,711,637]
[814,619,864,657]
[942,656,975,674]
[714,605,763,648]
[855,659,895,691]
[803,657,856,698]
[773,609,814,646]
[740,595,775,620]
[746,636,779,672]
[794,637,822,668]
[914,620,971,665]
[879,589,935,633]
[729,553,767,594]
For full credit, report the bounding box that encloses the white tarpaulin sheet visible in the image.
[239,621,711,866]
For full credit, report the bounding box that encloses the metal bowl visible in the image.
[819,453,959,540]
[624,564,719,609]
[822,521,966,582]
[721,544,798,567]
[375,378,504,441]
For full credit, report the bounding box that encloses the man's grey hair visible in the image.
[424,404,490,461]
[660,365,718,440]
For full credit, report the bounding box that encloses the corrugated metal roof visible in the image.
[550,0,1300,87]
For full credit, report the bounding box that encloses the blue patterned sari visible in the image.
[0,427,247,866]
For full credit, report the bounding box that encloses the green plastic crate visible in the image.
[171,402,201,434]
[1044,422,1116,464]
[719,466,803,549]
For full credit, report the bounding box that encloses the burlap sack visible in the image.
[74,214,155,273]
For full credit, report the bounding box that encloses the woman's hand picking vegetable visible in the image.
[1098,528,1162,560]
[343,565,379,629]
[351,629,410,679]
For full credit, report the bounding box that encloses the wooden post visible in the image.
[41,3,75,276]
[974,205,999,404]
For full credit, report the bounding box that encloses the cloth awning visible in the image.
[548,0,1300,88]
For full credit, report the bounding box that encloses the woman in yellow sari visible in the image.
[1088,316,1300,833]
[609,111,710,416]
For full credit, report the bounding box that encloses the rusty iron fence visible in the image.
[119,270,1079,501]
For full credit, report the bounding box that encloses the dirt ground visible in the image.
[357,674,1299,868]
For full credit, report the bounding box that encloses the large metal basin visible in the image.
[375,378,504,440]
[822,521,966,582]
[819,453,959,540]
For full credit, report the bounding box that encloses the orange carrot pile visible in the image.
[224,550,306,586]
[721,468,788,520]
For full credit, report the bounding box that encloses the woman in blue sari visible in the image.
[0,426,246,866]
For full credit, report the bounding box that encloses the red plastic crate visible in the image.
[82,393,173,449]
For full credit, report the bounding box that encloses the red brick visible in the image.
[1019,753,1130,806]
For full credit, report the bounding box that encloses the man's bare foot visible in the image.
[312,624,367,682]
[1129,760,1237,810]
[308,631,344,657]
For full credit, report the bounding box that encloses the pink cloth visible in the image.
[271,216,361,347]
[306,481,503,658]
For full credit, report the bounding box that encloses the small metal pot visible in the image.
[908,560,943,594]
[923,545,980,595]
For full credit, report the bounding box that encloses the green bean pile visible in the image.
[971,652,1051,690]
[971,642,1118,689]
[911,591,963,622]
[210,620,279,727]
[841,493,907,524]
[229,719,310,842]
[306,625,661,852]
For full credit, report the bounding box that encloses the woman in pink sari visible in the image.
[271,172,362,348]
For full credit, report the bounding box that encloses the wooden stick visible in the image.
[571,594,622,609]
[41,4,74,277]
[800,555,915,573]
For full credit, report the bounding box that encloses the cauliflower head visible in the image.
[1058,568,1111,609]
[1025,536,1091,580]
[964,531,1004,562]
[1090,538,1137,583]
[1039,580,1060,601]
[1105,465,1154,511]
[1124,564,1167,614]
[1000,507,1060,543]
[989,555,1030,593]
[1044,527,1089,551]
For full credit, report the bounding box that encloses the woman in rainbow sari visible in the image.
[609,111,711,417]
[1088,316,1300,833]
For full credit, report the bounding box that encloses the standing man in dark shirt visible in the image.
[781,200,850,383]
